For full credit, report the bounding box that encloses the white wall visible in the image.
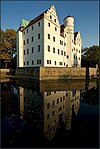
[23,19,44,67]
[16,31,23,67]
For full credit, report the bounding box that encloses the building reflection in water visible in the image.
[18,86,80,141]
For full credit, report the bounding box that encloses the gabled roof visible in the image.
[25,13,44,29]
[22,9,48,30]
[60,24,64,33]
[60,24,64,37]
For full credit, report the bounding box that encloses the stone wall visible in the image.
[15,67,40,80]
[15,66,98,81]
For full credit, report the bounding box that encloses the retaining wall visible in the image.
[15,66,98,81]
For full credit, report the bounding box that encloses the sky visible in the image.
[1,1,99,48]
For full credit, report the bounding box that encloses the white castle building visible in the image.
[16,5,82,67]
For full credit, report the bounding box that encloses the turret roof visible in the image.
[64,15,74,20]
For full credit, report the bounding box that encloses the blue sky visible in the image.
[1,1,99,48]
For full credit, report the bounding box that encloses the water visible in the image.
[1,79,99,148]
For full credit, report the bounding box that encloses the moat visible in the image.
[1,78,99,148]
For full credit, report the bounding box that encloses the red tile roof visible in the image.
[22,9,48,30]
[74,31,78,40]
[60,24,64,37]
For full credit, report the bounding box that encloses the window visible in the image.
[53,47,55,53]
[60,97,62,102]
[79,50,80,53]
[48,22,50,27]
[64,43,66,46]
[55,61,56,65]
[48,45,50,52]
[72,40,73,43]
[64,51,66,56]
[23,31,25,35]
[53,36,55,42]
[47,103,50,109]
[60,40,63,45]
[76,56,77,59]
[65,34,66,37]
[32,26,33,30]
[38,34,40,39]
[76,49,78,52]
[32,36,34,42]
[23,40,25,45]
[55,27,57,31]
[32,47,34,53]
[24,62,25,66]
[24,50,25,55]
[47,114,50,119]
[27,39,29,44]
[27,49,29,54]
[57,99,59,104]
[52,101,55,107]
[47,92,51,96]
[47,60,49,64]
[74,47,75,51]
[74,55,75,59]
[72,49,73,52]
[38,45,40,52]
[59,62,63,65]
[61,50,63,55]
[27,61,29,65]
[48,34,50,39]
[64,62,65,66]
[37,59,41,64]
[58,49,60,54]
[63,96,65,100]
[27,29,28,33]
[47,60,51,64]
[32,60,34,65]
[48,125,50,129]
[59,106,62,112]
[52,111,55,116]
[67,55,69,59]
[54,19,56,22]
[79,57,80,60]
[38,22,40,27]
[50,15,52,19]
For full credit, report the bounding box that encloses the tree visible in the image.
[0,29,16,56]
[81,45,99,67]
[0,29,16,68]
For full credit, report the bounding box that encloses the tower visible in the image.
[64,15,74,33]
[64,16,74,67]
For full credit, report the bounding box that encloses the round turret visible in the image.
[64,15,74,27]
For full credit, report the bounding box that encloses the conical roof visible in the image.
[20,19,29,28]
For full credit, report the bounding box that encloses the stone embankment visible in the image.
[15,66,98,81]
